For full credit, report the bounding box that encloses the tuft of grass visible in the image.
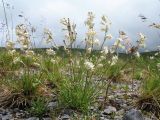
[137,69,160,117]
[58,76,97,113]
[20,73,41,96]
[29,97,48,118]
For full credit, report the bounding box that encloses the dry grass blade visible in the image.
[0,86,31,108]
[137,93,160,117]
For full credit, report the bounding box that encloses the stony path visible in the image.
[0,80,158,120]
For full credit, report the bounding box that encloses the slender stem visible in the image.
[132,56,135,92]
[81,71,89,101]
[94,26,108,66]
[9,7,13,41]
[100,28,107,50]
[1,0,10,40]
[104,78,112,103]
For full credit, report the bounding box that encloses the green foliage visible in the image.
[58,76,97,113]
[29,97,48,118]
[41,57,54,72]
[138,73,160,117]
[142,73,160,96]
[0,50,14,69]
[107,64,122,78]
[21,73,41,95]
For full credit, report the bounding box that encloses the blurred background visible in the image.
[0,0,160,51]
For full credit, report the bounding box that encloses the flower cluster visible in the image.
[46,48,56,56]
[60,18,77,47]
[43,28,53,44]
[16,24,31,49]
[6,40,15,49]
[85,12,95,29]
[102,46,109,55]
[138,33,146,47]
[8,49,16,56]
[84,60,94,71]
[25,50,35,58]
[101,15,111,33]
[157,63,160,71]
[109,55,118,66]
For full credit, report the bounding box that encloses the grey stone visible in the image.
[100,117,105,120]
[100,117,110,120]
[13,108,19,113]
[42,118,52,120]
[47,102,57,110]
[16,112,22,117]
[61,109,73,116]
[0,108,5,114]
[26,117,39,120]
[2,114,12,120]
[114,115,123,120]
[123,109,144,120]
[1,111,7,116]
[61,114,70,120]
[103,106,117,115]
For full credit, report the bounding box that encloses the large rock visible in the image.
[123,109,144,120]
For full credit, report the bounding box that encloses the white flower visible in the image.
[97,64,103,68]
[86,38,99,46]
[46,49,55,56]
[150,56,154,60]
[157,63,160,71]
[22,45,29,49]
[110,62,116,66]
[86,29,96,37]
[13,57,21,64]
[85,12,95,29]
[101,15,111,31]
[138,33,146,47]
[8,49,16,56]
[6,41,15,49]
[110,55,118,65]
[112,55,118,61]
[84,61,94,70]
[139,33,145,39]
[105,34,113,40]
[44,28,53,43]
[100,56,106,61]
[155,52,159,56]
[16,24,30,49]
[135,52,140,58]
[110,48,115,54]
[150,23,160,29]
[86,40,92,46]
[51,59,56,64]
[102,46,109,55]
[87,47,92,54]
[33,62,40,67]
[25,50,35,57]
[109,55,118,66]
[93,39,100,45]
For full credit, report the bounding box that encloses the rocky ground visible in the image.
[0,80,158,120]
